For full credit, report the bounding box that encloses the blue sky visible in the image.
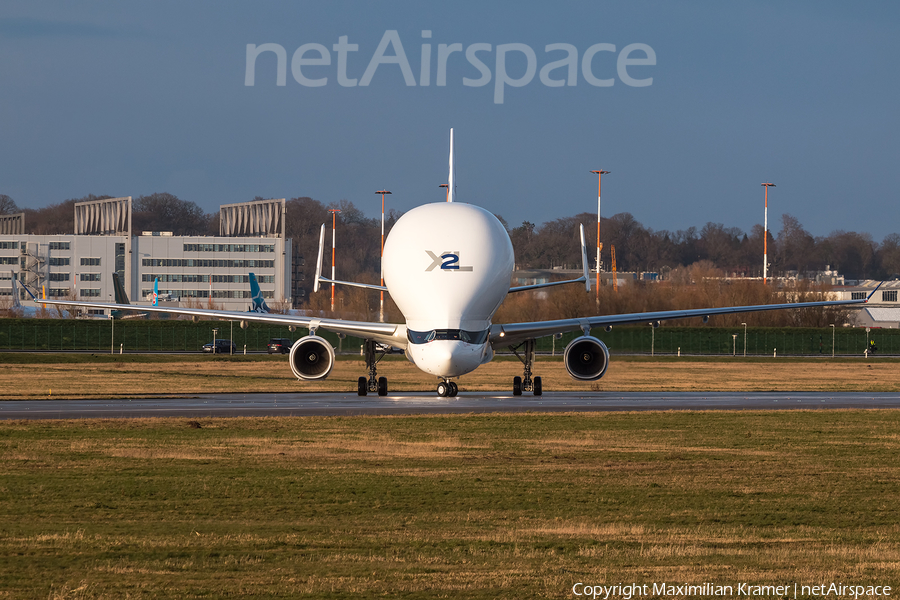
[2,1,899,240]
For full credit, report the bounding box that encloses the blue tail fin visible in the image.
[249,272,270,313]
[152,278,159,306]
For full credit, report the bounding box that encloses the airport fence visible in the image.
[0,319,896,357]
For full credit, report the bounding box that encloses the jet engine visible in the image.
[289,335,335,380]
[563,336,610,381]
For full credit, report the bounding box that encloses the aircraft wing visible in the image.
[490,295,872,349]
[39,299,407,348]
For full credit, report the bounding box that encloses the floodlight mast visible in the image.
[590,169,610,303]
[375,190,391,322]
[761,183,776,284]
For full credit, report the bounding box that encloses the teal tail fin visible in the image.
[152,278,159,307]
[249,272,270,313]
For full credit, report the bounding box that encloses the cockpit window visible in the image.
[407,328,489,345]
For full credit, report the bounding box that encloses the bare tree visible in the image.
[0,194,19,215]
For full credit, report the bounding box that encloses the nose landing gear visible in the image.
[436,380,458,397]
[358,340,389,397]
[510,339,542,396]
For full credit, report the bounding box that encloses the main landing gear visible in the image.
[510,339,542,396]
[436,380,458,397]
[357,340,388,397]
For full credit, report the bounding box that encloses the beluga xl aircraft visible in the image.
[42,130,878,397]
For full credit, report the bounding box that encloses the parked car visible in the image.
[202,339,237,354]
[267,338,294,354]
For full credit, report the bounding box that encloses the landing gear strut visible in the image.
[510,339,542,396]
[358,340,388,397]
[436,380,458,397]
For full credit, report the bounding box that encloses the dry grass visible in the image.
[2,355,900,399]
[2,412,900,597]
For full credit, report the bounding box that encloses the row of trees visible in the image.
[510,212,900,281]
[5,192,898,303]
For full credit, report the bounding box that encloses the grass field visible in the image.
[2,355,900,598]
[2,353,900,399]
[1,411,899,598]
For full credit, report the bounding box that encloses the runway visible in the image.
[2,391,900,419]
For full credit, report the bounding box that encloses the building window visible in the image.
[49,241,71,250]
[80,258,101,266]
[0,241,18,250]
[142,258,275,268]
[851,292,866,300]
[81,273,101,282]
[49,257,70,266]
[48,288,70,297]
[80,288,101,297]
[0,257,18,265]
[49,273,70,282]
[183,243,275,253]
[883,290,898,302]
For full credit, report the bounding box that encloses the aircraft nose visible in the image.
[420,341,483,377]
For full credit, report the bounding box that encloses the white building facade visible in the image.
[0,197,292,313]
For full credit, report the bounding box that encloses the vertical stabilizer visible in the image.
[249,272,270,313]
[152,278,159,306]
[112,273,131,305]
[447,128,455,202]
[10,272,21,308]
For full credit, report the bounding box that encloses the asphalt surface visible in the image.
[2,391,900,419]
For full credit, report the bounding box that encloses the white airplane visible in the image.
[41,130,877,397]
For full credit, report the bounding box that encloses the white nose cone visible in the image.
[408,340,485,377]
[383,202,514,331]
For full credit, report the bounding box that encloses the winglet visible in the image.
[313,223,326,293]
[580,224,590,292]
[447,128,455,203]
[866,281,886,301]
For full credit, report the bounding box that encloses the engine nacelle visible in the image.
[563,336,610,381]
[289,335,335,380]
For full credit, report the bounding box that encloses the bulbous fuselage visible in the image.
[382,202,514,377]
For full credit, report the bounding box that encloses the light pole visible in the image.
[327,208,341,312]
[109,294,114,354]
[590,170,610,303]
[732,334,737,357]
[830,323,835,358]
[212,328,218,354]
[742,322,747,357]
[375,190,391,322]
[761,183,775,284]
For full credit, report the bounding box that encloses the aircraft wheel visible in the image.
[377,376,388,397]
[533,376,542,396]
[437,381,450,397]
[357,376,367,397]
[513,376,522,396]
[449,382,458,397]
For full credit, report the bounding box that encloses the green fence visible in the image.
[519,326,894,357]
[0,318,363,354]
[586,326,897,357]
[0,319,895,356]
